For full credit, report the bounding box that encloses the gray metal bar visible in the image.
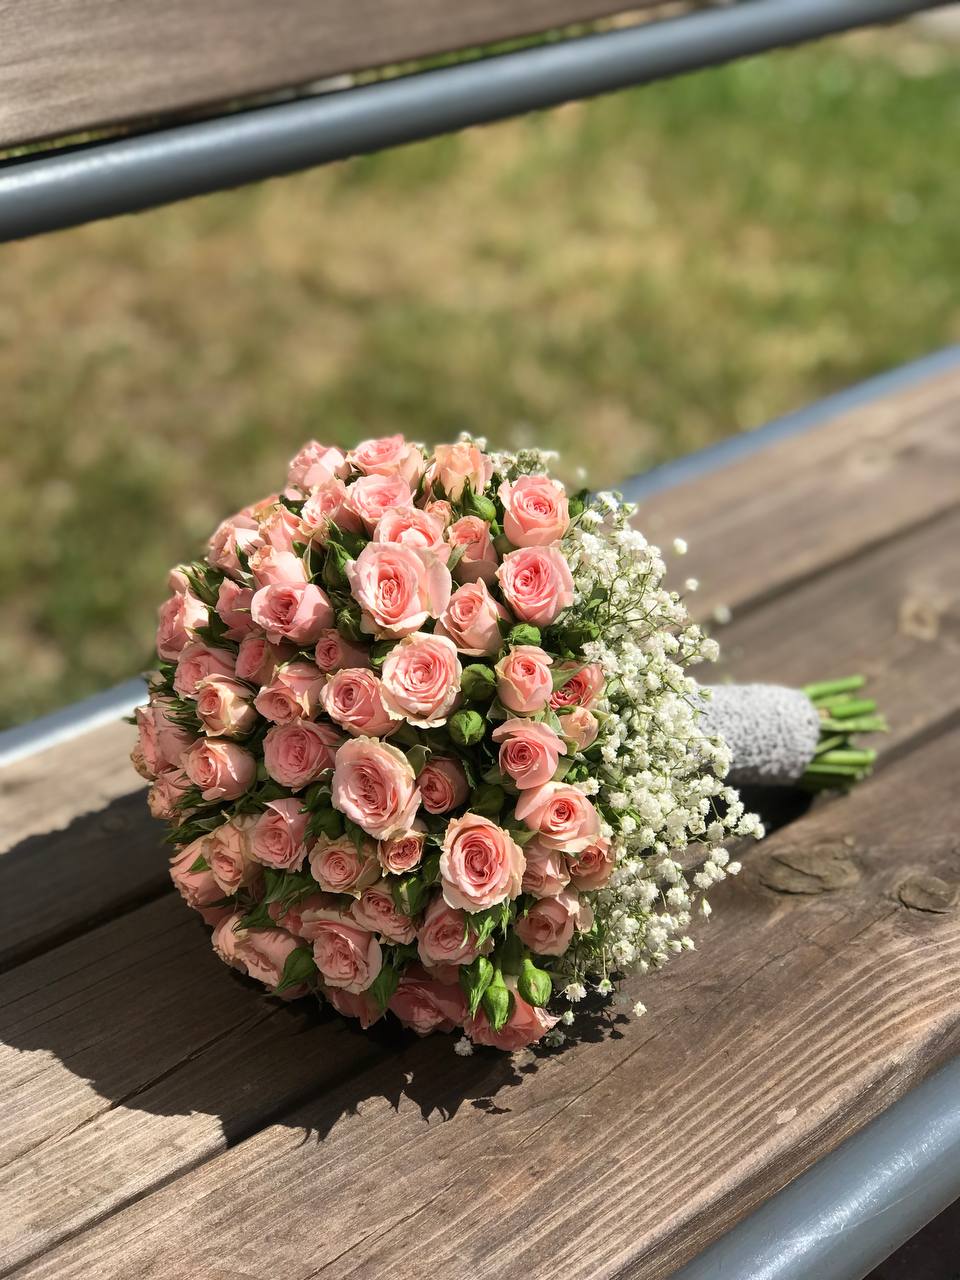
[670,1054,960,1280]
[0,0,945,241]
[0,677,146,769]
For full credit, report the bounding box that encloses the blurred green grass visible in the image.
[1,30,958,729]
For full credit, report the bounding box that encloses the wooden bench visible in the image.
[1,2,957,1276]
[2,351,959,1278]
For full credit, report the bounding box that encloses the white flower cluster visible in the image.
[555,496,763,1005]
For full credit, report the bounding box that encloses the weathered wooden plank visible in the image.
[641,362,960,622]
[1,502,958,1273]
[0,0,654,149]
[0,894,382,1274]
[10,723,958,1280]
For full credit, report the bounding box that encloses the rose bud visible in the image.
[418,756,470,814]
[446,515,498,586]
[495,645,553,715]
[195,675,258,739]
[560,705,600,752]
[449,709,486,747]
[461,663,497,704]
[182,738,257,802]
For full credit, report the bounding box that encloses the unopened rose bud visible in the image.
[517,957,552,1008]
[461,663,497,703]
[449,709,486,747]
[507,623,541,648]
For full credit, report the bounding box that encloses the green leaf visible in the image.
[405,744,432,776]
[551,662,584,693]
[238,900,276,930]
[391,875,429,918]
[344,817,369,854]
[274,946,318,994]
[367,963,401,1013]
[188,854,209,873]
[481,969,514,1032]
[497,930,524,976]
[459,956,494,1018]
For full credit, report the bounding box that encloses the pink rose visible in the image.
[215,579,255,640]
[257,503,301,554]
[374,505,449,559]
[268,892,333,937]
[429,442,493,501]
[211,913,247,971]
[207,512,261,578]
[417,894,486,969]
[418,756,470,815]
[514,782,601,853]
[424,500,454,528]
[345,473,414,533]
[248,546,308,588]
[515,889,582,956]
[446,516,498,585]
[251,798,310,871]
[196,675,257,739]
[156,590,208,660]
[313,628,371,674]
[466,992,558,1051]
[173,642,235,699]
[435,580,508,657]
[389,968,467,1035]
[559,705,599,751]
[499,474,570,547]
[331,737,421,839]
[169,840,229,926]
[264,720,341,790]
[286,441,349,492]
[307,835,380,898]
[346,543,451,639]
[251,581,333,644]
[568,835,615,890]
[320,668,396,737]
[348,435,425,487]
[550,662,605,710]
[134,703,193,778]
[378,827,425,875]
[310,911,383,993]
[492,718,566,790]
[205,816,260,895]
[495,645,553,715]
[147,767,193,821]
[238,927,306,993]
[521,836,571,898]
[322,985,383,1029]
[254,660,325,723]
[300,477,362,539]
[351,881,418,944]
[235,634,293,686]
[439,813,524,913]
[381,632,461,727]
[182,738,256,802]
[497,546,575,626]
[167,565,190,594]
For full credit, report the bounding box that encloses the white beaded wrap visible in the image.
[698,684,822,786]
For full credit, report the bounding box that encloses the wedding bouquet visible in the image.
[134,435,883,1053]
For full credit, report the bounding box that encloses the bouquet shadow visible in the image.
[3,782,801,1150]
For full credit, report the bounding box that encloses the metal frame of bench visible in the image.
[3,350,960,1277]
[2,0,956,1273]
[0,0,946,242]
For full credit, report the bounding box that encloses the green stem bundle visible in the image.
[800,675,887,791]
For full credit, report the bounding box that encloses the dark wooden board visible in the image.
[1,489,959,1274]
[0,0,656,149]
[11,726,959,1279]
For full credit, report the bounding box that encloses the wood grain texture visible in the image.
[0,0,657,149]
[1,477,959,1275]
[11,726,959,1280]
[640,362,960,623]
